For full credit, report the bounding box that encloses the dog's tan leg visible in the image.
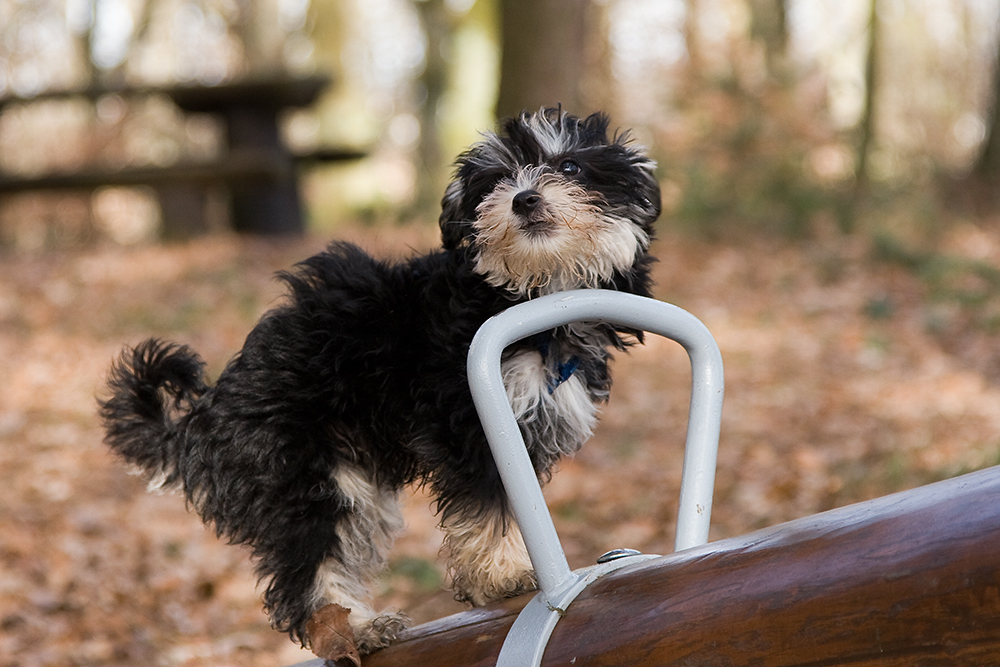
[309,463,408,654]
[441,506,537,606]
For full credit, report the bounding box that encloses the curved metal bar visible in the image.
[467,289,725,602]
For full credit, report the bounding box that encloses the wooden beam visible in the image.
[0,74,332,111]
[302,466,1000,666]
[0,148,367,194]
[0,149,290,194]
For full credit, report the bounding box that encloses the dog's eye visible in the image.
[558,159,581,176]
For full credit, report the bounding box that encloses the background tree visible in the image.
[850,0,880,228]
[971,13,1000,209]
[749,0,789,78]
[413,0,453,213]
[495,0,592,118]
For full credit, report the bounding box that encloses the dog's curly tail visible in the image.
[99,339,208,485]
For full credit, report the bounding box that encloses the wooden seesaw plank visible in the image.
[295,465,1000,667]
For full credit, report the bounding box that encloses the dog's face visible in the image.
[440,109,661,296]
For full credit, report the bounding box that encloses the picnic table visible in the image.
[0,73,365,236]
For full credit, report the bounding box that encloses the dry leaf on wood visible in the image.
[306,603,360,666]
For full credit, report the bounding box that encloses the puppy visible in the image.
[99,108,661,657]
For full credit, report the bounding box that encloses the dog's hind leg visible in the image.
[441,504,537,606]
[308,462,407,654]
[255,461,405,657]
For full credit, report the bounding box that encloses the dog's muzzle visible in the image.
[511,190,542,216]
[511,189,551,232]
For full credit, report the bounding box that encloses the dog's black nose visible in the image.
[511,190,542,216]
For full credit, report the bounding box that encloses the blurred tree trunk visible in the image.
[974,31,1000,181]
[496,0,592,118]
[684,0,703,79]
[414,0,452,214]
[749,0,788,78]
[580,2,614,118]
[955,11,1000,211]
[235,0,285,73]
[849,0,880,230]
[75,0,154,85]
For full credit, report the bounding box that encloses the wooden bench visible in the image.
[0,74,365,237]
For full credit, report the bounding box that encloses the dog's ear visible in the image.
[629,152,662,231]
[439,178,467,249]
[637,170,662,231]
[579,111,612,144]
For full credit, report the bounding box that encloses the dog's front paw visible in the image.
[354,611,409,654]
[492,567,538,602]
[444,513,539,606]
[453,566,538,606]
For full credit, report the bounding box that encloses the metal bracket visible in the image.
[467,290,724,666]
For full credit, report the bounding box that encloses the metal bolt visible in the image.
[596,548,642,564]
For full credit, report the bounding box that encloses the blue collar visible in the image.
[527,331,582,394]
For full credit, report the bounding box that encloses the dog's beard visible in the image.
[471,167,649,296]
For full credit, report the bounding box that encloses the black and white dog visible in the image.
[100,108,660,656]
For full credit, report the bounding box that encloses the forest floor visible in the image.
[3,222,1000,667]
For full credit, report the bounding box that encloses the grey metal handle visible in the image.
[467,289,724,602]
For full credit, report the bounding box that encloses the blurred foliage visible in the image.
[662,74,851,238]
[0,0,998,245]
[874,233,1000,335]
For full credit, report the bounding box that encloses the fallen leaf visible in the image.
[306,603,361,666]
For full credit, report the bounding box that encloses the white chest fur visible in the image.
[500,348,598,459]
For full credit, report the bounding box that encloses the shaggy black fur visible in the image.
[99,108,661,651]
